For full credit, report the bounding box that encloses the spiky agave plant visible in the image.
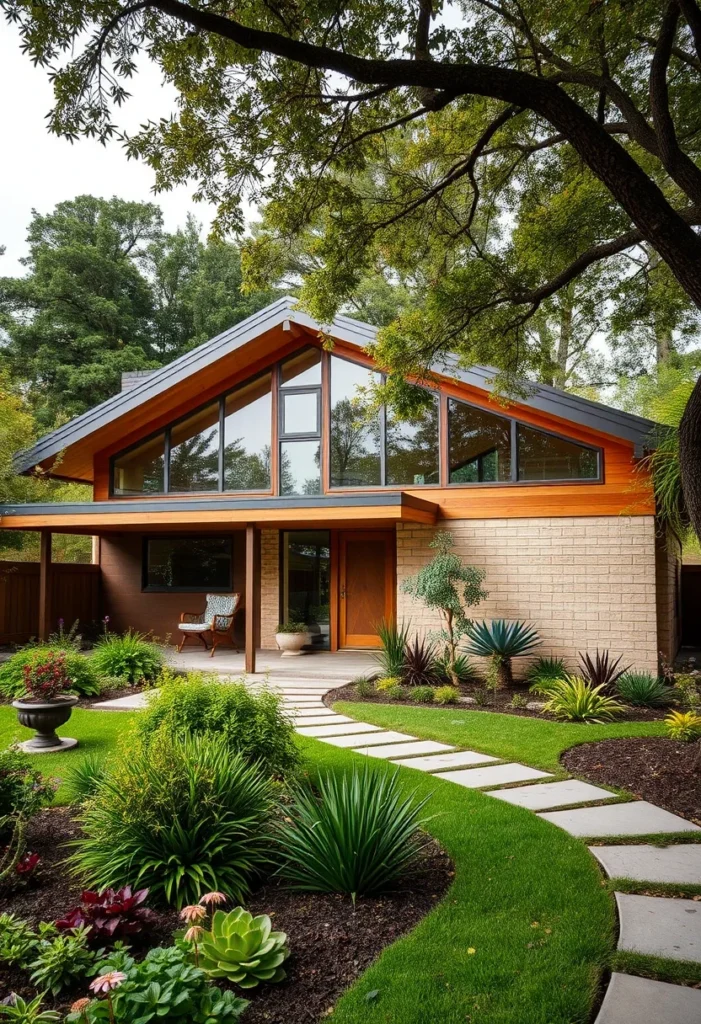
[578,650,630,692]
[402,635,440,688]
[543,677,626,723]
[465,620,541,688]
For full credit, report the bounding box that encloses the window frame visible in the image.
[141,535,234,593]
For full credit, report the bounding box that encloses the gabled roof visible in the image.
[15,295,659,474]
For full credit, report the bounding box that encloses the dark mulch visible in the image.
[328,682,667,722]
[563,737,701,825]
[0,808,453,1022]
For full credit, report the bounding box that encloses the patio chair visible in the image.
[177,593,241,657]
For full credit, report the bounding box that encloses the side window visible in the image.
[449,400,512,483]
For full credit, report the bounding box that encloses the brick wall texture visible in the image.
[260,529,280,649]
[396,516,660,675]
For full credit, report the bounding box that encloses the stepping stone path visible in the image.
[90,672,701,1022]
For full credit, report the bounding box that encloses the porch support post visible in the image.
[245,524,257,675]
[38,531,52,641]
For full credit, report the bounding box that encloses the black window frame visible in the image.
[142,535,234,593]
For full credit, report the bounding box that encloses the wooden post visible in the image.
[245,524,256,674]
[38,531,52,641]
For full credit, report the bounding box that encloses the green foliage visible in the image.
[63,754,108,805]
[616,672,674,708]
[138,671,300,778]
[353,678,375,698]
[69,944,249,1023]
[665,710,701,742]
[408,686,435,704]
[433,686,460,705]
[543,677,626,724]
[70,731,275,908]
[525,657,567,693]
[28,925,96,996]
[385,684,406,701]
[0,994,60,1023]
[375,619,410,679]
[402,635,440,688]
[0,914,42,968]
[375,676,402,693]
[435,652,475,684]
[276,768,430,903]
[0,748,55,819]
[673,674,701,709]
[275,621,308,634]
[0,647,100,699]
[90,631,164,685]
[510,693,529,709]
[197,907,289,989]
[466,620,542,687]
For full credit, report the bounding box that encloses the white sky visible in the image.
[0,22,225,277]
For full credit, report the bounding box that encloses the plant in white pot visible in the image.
[12,651,79,752]
[275,622,310,657]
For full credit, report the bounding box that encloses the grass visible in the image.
[609,950,701,987]
[0,705,135,803]
[333,700,668,774]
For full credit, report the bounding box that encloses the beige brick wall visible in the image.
[396,517,659,676]
[260,529,280,649]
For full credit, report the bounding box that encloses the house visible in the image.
[0,296,678,674]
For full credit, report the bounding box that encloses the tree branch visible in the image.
[677,0,701,64]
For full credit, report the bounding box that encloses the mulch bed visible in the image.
[0,808,453,1022]
[562,737,701,825]
[328,682,667,722]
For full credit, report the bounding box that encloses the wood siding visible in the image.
[99,532,248,644]
[0,562,100,644]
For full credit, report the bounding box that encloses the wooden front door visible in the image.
[339,531,395,648]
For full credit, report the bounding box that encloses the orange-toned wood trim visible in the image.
[270,363,280,496]
[245,524,256,674]
[339,529,395,649]
[38,531,51,641]
[329,529,339,652]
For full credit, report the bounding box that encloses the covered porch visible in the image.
[0,492,437,673]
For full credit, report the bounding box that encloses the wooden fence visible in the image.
[0,562,100,645]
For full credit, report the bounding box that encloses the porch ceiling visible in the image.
[0,491,437,534]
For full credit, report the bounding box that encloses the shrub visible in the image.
[353,678,374,698]
[0,648,100,700]
[90,630,164,685]
[56,887,157,941]
[665,710,701,742]
[402,635,440,688]
[673,674,701,709]
[435,651,475,683]
[28,925,96,996]
[433,686,459,705]
[138,672,299,779]
[69,944,248,1023]
[22,652,73,701]
[375,619,410,678]
[0,748,55,819]
[385,684,406,701]
[63,755,108,805]
[0,994,60,1022]
[616,672,674,707]
[543,677,626,723]
[276,768,430,903]
[275,621,307,633]
[0,914,41,967]
[409,685,435,704]
[375,675,401,692]
[70,730,275,908]
[510,693,529,709]
[196,908,289,989]
[466,620,542,687]
[472,687,492,706]
[526,657,567,694]
[578,649,630,691]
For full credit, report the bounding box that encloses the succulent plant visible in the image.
[198,908,288,989]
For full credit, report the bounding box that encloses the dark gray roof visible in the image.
[14,296,659,474]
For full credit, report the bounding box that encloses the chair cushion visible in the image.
[204,594,236,619]
[177,622,209,633]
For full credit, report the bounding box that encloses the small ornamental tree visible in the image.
[400,532,488,686]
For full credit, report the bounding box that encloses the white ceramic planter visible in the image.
[275,632,310,657]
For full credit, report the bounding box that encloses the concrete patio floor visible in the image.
[167,647,377,681]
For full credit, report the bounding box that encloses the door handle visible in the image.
[340,588,347,599]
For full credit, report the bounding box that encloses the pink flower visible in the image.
[199,891,227,907]
[184,925,205,943]
[180,904,206,924]
[89,971,126,995]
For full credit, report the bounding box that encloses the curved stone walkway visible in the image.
[94,674,701,1022]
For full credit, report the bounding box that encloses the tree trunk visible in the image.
[495,658,513,689]
[554,287,574,387]
[679,374,701,541]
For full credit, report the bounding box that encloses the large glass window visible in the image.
[143,536,232,591]
[280,440,321,495]
[281,530,330,648]
[449,399,512,483]
[112,433,165,496]
[280,348,322,387]
[169,402,220,492]
[223,374,271,491]
[386,391,440,486]
[330,356,382,487]
[518,424,599,481]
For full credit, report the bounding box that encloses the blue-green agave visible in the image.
[199,908,289,989]
[466,619,541,687]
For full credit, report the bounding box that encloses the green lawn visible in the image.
[333,700,668,773]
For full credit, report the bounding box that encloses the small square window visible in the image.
[282,391,319,436]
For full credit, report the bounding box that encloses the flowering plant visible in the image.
[22,653,72,701]
[56,888,156,941]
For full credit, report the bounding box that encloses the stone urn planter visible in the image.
[275,625,310,657]
[12,695,79,753]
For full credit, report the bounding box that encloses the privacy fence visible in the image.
[0,562,100,645]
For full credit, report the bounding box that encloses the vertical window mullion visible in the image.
[380,374,387,486]
[510,420,518,482]
[164,428,171,494]
[218,397,225,492]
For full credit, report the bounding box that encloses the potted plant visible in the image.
[12,651,79,752]
[275,622,310,657]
